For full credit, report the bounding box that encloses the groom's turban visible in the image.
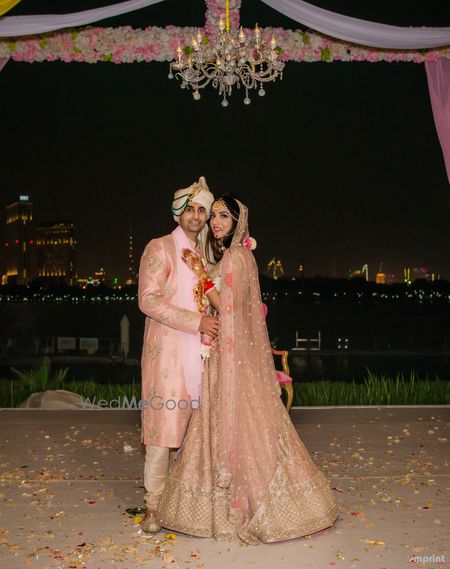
[172,176,214,222]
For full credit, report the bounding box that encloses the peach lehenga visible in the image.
[157,202,339,544]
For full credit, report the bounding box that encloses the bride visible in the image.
[157,194,339,544]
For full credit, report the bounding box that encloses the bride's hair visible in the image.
[206,193,240,263]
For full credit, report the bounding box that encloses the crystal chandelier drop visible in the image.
[168,0,285,107]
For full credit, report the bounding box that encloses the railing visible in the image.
[292,331,321,351]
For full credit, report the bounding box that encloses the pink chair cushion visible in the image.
[276,371,293,384]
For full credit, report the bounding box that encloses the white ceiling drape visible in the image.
[0,0,166,37]
[260,0,450,49]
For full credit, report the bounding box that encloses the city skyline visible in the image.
[1,0,449,280]
[0,193,446,284]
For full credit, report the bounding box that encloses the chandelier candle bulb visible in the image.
[270,36,277,49]
[218,18,225,32]
[239,27,245,44]
[196,30,202,44]
[176,46,182,62]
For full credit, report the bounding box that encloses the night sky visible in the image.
[1,0,450,281]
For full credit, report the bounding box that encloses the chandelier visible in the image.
[168,0,285,106]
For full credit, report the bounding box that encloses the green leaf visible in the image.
[7,41,16,52]
[39,39,48,49]
[103,53,112,62]
[201,36,209,46]
[300,31,309,45]
[274,46,283,55]
[183,45,193,56]
[321,47,331,61]
[11,357,67,392]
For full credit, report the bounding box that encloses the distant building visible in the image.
[413,267,438,282]
[126,226,137,285]
[385,273,396,285]
[76,276,98,288]
[298,260,305,278]
[3,195,34,284]
[267,257,284,280]
[403,267,412,285]
[376,262,386,285]
[94,266,108,285]
[77,267,108,288]
[36,222,76,284]
[376,272,386,284]
[349,264,369,281]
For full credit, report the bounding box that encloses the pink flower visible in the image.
[243,237,257,250]
[201,335,213,346]
[3,15,444,65]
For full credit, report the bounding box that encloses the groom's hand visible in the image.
[199,316,219,336]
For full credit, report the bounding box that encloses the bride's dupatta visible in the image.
[216,201,290,536]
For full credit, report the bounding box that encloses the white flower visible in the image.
[200,343,212,360]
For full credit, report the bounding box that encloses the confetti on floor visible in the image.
[0,407,448,568]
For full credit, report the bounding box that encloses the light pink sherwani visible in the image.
[138,233,202,448]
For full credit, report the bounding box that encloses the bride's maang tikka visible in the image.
[212,199,239,221]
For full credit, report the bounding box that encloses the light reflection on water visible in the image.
[290,353,450,382]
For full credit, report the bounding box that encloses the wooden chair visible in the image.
[272,348,294,412]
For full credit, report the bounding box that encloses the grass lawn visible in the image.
[1,359,448,407]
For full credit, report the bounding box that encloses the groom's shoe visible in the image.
[141,510,161,533]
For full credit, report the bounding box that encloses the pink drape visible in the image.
[425,60,450,184]
[0,56,8,70]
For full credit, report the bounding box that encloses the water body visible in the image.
[0,300,449,382]
[289,353,449,382]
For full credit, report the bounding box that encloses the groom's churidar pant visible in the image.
[144,445,171,510]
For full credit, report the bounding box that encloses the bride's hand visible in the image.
[182,249,206,278]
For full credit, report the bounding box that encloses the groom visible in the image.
[138,176,218,533]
